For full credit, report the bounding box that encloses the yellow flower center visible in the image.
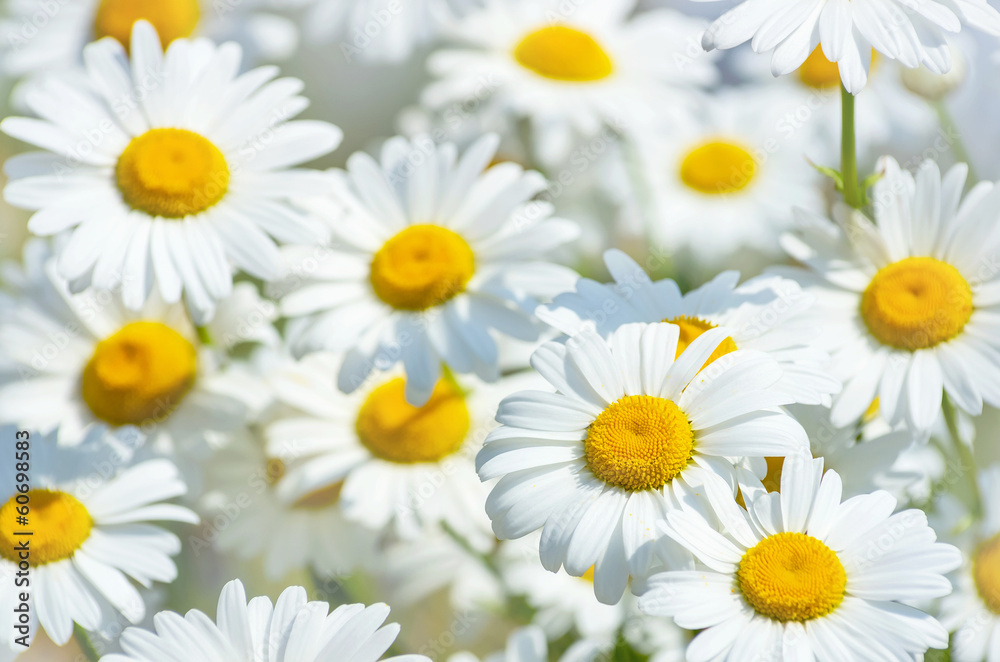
[797,45,879,90]
[369,225,476,311]
[861,257,973,351]
[81,321,197,426]
[94,0,200,50]
[584,395,694,492]
[663,316,738,370]
[116,128,229,218]
[513,26,614,82]
[355,378,470,464]
[679,141,757,195]
[974,534,1000,613]
[738,532,847,622]
[0,490,93,565]
[580,566,596,582]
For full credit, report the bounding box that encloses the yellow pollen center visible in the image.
[0,490,93,565]
[738,532,847,622]
[679,141,757,195]
[355,378,470,464]
[580,566,596,583]
[81,321,197,426]
[117,128,229,218]
[513,26,614,82]
[797,46,879,90]
[94,0,201,50]
[370,225,475,311]
[663,316,738,370]
[584,395,694,492]
[861,257,973,351]
[974,534,1000,613]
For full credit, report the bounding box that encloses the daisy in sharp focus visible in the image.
[278,134,579,406]
[1,20,341,323]
[696,0,1000,93]
[0,0,297,79]
[477,322,809,604]
[638,456,961,661]
[0,427,198,653]
[422,0,717,166]
[538,248,840,406]
[100,579,429,662]
[776,156,1000,432]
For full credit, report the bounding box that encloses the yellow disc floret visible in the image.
[514,26,614,82]
[663,315,738,370]
[861,257,973,351]
[974,534,1000,613]
[0,490,93,565]
[356,378,470,463]
[738,532,847,622]
[81,321,197,426]
[585,395,694,492]
[117,128,229,218]
[797,46,842,90]
[370,225,475,311]
[679,141,757,195]
[94,0,201,50]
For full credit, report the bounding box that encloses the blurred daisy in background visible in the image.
[0,428,197,652]
[1,21,341,323]
[279,134,578,405]
[478,322,808,603]
[423,0,717,166]
[101,579,430,662]
[639,457,961,660]
[449,626,547,662]
[778,157,1000,432]
[539,249,840,406]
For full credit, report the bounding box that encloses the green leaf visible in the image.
[808,159,845,191]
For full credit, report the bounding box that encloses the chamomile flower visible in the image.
[278,134,578,406]
[777,156,1000,432]
[639,457,961,661]
[1,21,341,323]
[0,241,247,447]
[450,627,548,662]
[0,0,297,79]
[263,350,542,547]
[101,579,430,662]
[697,0,1000,93]
[621,90,824,264]
[939,465,1000,662]
[477,322,809,604]
[0,427,197,651]
[423,0,716,166]
[538,249,840,406]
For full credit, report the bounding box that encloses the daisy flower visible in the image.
[263,350,543,547]
[101,579,429,662]
[538,248,840,406]
[278,134,579,406]
[617,89,824,264]
[477,322,809,604]
[422,0,717,166]
[940,466,1000,662]
[0,241,247,447]
[0,427,197,652]
[1,21,341,323]
[450,627,548,662]
[0,0,297,78]
[776,156,1000,432]
[696,0,1000,93]
[638,457,961,660]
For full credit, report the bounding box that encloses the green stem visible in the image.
[840,86,864,209]
[934,101,978,183]
[195,325,213,346]
[942,395,982,519]
[74,624,100,662]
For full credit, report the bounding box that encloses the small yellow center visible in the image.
[94,0,201,50]
[0,490,93,565]
[584,395,694,492]
[579,566,596,582]
[81,321,197,426]
[513,26,613,82]
[117,128,229,218]
[738,532,847,622]
[679,141,757,195]
[861,257,973,351]
[663,316,738,370]
[369,225,475,311]
[974,534,1000,614]
[356,378,470,464]
[797,46,879,90]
